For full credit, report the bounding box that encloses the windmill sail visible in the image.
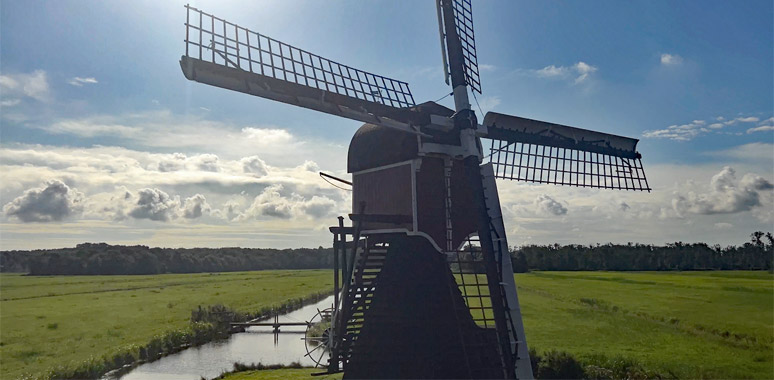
[180,5,424,132]
[444,0,481,93]
[482,111,651,191]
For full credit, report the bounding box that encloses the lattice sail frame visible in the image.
[449,0,481,93]
[183,5,415,109]
[447,234,494,328]
[486,140,651,191]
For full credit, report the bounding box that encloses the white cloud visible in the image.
[300,196,337,218]
[0,70,50,101]
[182,194,211,219]
[3,180,84,222]
[241,156,269,177]
[535,65,566,78]
[746,125,774,134]
[644,115,772,141]
[129,188,181,221]
[242,184,293,219]
[67,77,98,87]
[573,62,597,83]
[660,53,683,66]
[724,116,761,126]
[479,64,496,72]
[672,166,773,216]
[709,142,774,163]
[238,184,338,220]
[476,95,501,114]
[0,99,21,107]
[28,110,339,166]
[47,120,141,137]
[534,194,568,216]
[642,120,707,141]
[532,62,597,84]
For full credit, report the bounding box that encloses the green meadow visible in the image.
[516,271,773,379]
[0,270,333,379]
[0,270,771,379]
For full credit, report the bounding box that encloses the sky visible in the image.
[0,0,772,250]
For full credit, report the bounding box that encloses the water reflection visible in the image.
[119,296,335,380]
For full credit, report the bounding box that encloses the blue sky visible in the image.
[1,0,772,250]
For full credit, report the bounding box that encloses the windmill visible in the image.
[180,1,650,379]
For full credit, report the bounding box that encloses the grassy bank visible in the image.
[516,270,773,379]
[218,368,343,380]
[0,270,333,379]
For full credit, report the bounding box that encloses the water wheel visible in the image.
[303,307,333,367]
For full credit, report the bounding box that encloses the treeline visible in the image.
[2,231,772,275]
[511,231,773,272]
[1,243,333,275]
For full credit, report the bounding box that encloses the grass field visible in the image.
[1,270,771,379]
[221,271,773,380]
[0,270,333,379]
[516,271,773,379]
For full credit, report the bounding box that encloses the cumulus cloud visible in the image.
[156,153,187,172]
[3,180,84,222]
[128,188,181,221]
[241,156,269,177]
[532,61,598,84]
[182,194,210,219]
[534,194,568,216]
[219,199,243,221]
[189,154,220,172]
[145,153,226,173]
[85,187,217,222]
[67,77,98,87]
[301,196,337,218]
[239,184,338,220]
[242,184,293,219]
[672,166,773,216]
[298,160,320,172]
[0,70,50,102]
[660,53,683,66]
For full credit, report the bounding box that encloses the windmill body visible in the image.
[180,2,650,378]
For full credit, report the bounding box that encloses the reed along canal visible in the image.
[116,295,335,380]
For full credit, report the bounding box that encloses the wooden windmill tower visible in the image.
[180,2,650,379]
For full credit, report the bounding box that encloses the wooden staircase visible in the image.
[338,239,389,366]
